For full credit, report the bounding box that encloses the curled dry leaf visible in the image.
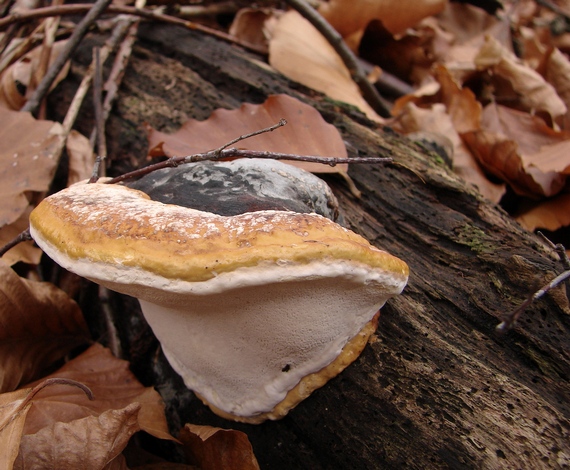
[516,193,570,232]
[319,0,447,39]
[66,130,96,186]
[0,40,69,110]
[229,8,274,54]
[146,93,349,174]
[180,424,260,470]
[0,107,64,227]
[474,35,566,120]
[0,206,41,265]
[14,403,140,470]
[267,13,382,123]
[0,259,89,393]
[0,388,32,470]
[463,103,568,198]
[22,343,174,442]
[545,48,570,129]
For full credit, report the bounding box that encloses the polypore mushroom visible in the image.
[29,182,409,423]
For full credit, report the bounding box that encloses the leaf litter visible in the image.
[1,0,570,467]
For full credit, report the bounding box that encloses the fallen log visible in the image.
[50,24,570,469]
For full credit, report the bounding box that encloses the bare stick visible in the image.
[93,47,105,157]
[497,269,570,332]
[285,0,391,118]
[0,228,32,258]
[89,17,140,148]
[218,119,287,152]
[0,4,267,54]
[21,0,114,115]
[109,149,392,184]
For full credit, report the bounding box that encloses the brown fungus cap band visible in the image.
[29,182,409,422]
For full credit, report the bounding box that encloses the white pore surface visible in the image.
[138,267,404,418]
[30,225,406,418]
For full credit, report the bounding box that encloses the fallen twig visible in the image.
[0,228,32,258]
[285,0,391,118]
[22,0,114,115]
[0,4,267,54]
[497,269,570,332]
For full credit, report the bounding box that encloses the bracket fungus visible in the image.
[29,178,409,423]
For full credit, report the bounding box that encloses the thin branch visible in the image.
[0,228,32,258]
[497,269,570,332]
[92,47,106,172]
[218,119,287,151]
[285,0,391,118]
[108,149,392,184]
[89,17,140,148]
[0,4,267,54]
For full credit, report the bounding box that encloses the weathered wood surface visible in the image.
[51,24,570,469]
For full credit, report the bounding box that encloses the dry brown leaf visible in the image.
[474,35,566,119]
[470,103,569,196]
[0,259,89,393]
[0,107,64,227]
[180,424,259,470]
[15,403,140,470]
[392,102,505,202]
[66,130,95,186]
[319,0,447,38]
[0,388,32,470]
[146,94,348,174]
[516,193,570,232]
[23,343,174,442]
[545,47,570,128]
[267,12,382,122]
[0,206,42,265]
[0,40,69,111]
[461,129,565,198]
[229,8,274,54]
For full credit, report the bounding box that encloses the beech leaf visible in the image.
[0,260,89,393]
[14,403,140,470]
[146,94,349,174]
[0,107,64,227]
[516,193,570,232]
[319,0,447,38]
[180,424,260,470]
[22,343,174,442]
[267,13,382,122]
[0,388,32,470]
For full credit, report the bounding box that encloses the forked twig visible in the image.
[107,119,392,184]
[497,270,570,332]
[0,120,392,256]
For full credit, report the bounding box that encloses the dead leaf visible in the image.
[464,103,569,197]
[15,402,140,470]
[146,94,348,174]
[474,35,566,119]
[66,130,95,186]
[319,0,447,38]
[0,107,64,227]
[180,424,260,470]
[0,40,69,111]
[0,388,32,470]
[545,47,570,128]
[516,193,570,232]
[229,8,274,54]
[0,259,89,393]
[267,12,382,122]
[23,343,174,442]
[392,102,505,202]
[0,206,42,265]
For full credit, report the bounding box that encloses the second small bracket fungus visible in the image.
[29,182,409,423]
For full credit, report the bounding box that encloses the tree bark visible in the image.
[51,24,570,469]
